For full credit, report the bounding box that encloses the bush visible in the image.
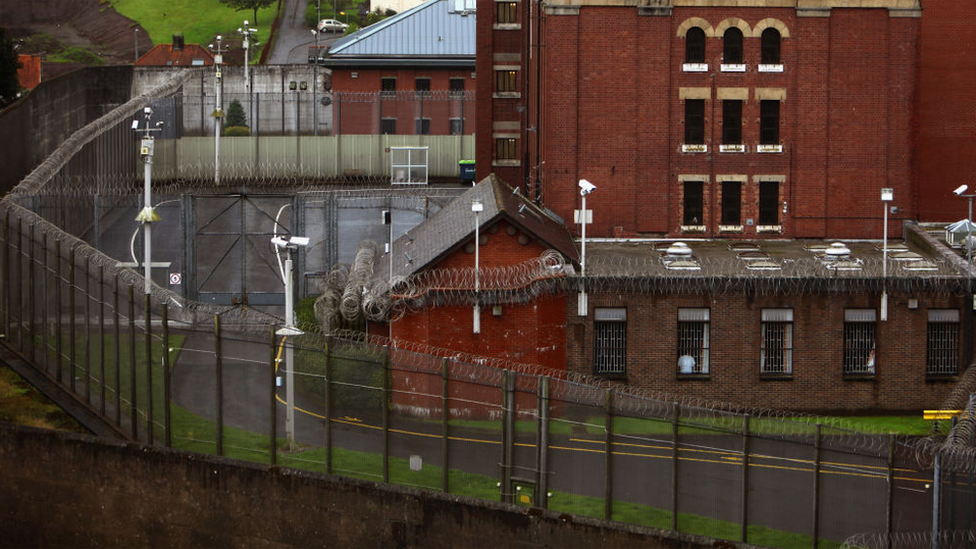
[223,125,250,137]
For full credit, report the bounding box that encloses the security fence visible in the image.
[3,68,976,549]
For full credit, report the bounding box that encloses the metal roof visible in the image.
[327,0,475,59]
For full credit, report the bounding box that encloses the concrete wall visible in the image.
[0,423,718,549]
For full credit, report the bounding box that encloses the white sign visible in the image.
[169,273,182,285]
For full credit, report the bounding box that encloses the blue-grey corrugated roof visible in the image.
[328,0,475,58]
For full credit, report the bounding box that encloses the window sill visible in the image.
[760,373,793,380]
[677,373,710,380]
[492,92,521,99]
[720,144,745,153]
[719,225,743,233]
[757,144,784,153]
[721,64,746,72]
[681,144,707,153]
[680,225,706,234]
[926,374,960,382]
[492,159,521,167]
[757,225,782,234]
[595,373,627,381]
[758,64,784,73]
[682,63,708,72]
[493,24,521,30]
[843,373,877,381]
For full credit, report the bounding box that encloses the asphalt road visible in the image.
[168,329,937,544]
[267,0,345,64]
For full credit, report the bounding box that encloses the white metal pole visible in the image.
[578,193,587,317]
[882,199,888,321]
[285,255,295,444]
[143,156,152,294]
[473,210,480,333]
[969,197,973,310]
[215,39,222,186]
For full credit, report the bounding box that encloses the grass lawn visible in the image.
[107,0,275,59]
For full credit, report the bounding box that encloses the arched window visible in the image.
[761,28,781,65]
[723,28,743,64]
[685,27,706,64]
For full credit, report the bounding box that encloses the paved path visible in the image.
[267,0,344,64]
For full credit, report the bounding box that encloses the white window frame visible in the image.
[843,309,876,375]
[594,308,627,376]
[677,308,710,374]
[760,308,793,374]
[927,309,959,376]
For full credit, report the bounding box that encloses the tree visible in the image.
[0,28,22,108]
[219,0,276,26]
[225,99,247,128]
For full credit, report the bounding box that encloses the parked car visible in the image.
[318,19,349,33]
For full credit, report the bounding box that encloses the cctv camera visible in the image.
[954,185,968,196]
[131,120,139,130]
[578,179,596,196]
[143,106,152,115]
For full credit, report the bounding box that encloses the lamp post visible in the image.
[954,185,976,307]
[209,36,228,186]
[311,29,319,136]
[577,179,596,316]
[134,28,139,63]
[238,21,258,94]
[272,235,309,447]
[881,188,893,321]
[132,107,163,295]
[472,199,483,334]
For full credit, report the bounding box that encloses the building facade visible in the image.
[477,0,924,240]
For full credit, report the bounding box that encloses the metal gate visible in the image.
[186,193,302,306]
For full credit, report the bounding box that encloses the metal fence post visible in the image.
[27,224,35,363]
[1,212,7,342]
[98,265,105,416]
[605,389,614,521]
[16,220,23,350]
[215,314,223,456]
[933,452,941,549]
[536,375,550,509]
[813,423,822,548]
[54,236,61,382]
[886,433,895,549]
[382,346,390,484]
[162,304,171,448]
[500,370,514,503]
[84,257,91,404]
[128,285,137,440]
[671,402,680,531]
[41,233,49,374]
[144,293,153,445]
[324,336,332,474]
[113,272,121,427]
[269,325,277,465]
[740,415,752,542]
[441,357,449,493]
[69,246,76,393]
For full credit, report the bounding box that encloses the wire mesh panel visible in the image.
[444,360,504,500]
[546,379,608,520]
[388,347,445,492]
[819,439,889,544]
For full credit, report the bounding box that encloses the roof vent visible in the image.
[824,242,851,260]
[666,242,693,257]
[173,35,185,51]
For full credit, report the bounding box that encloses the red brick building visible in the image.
[135,36,214,67]
[324,0,476,135]
[16,55,41,90]
[477,0,923,240]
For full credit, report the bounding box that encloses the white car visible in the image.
[318,19,349,33]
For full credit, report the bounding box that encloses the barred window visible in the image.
[379,118,396,135]
[721,181,741,226]
[496,1,518,24]
[760,309,793,374]
[761,28,781,65]
[495,70,517,93]
[594,308,627,375]
[449,77,465,96]
[927,309,959,375]
[686,27,706,64]
[414,118,431,135]
[449,118,463,135]
[760,100,780,144]
[759,180,779,226]
[843,309,876,375]
[415,77,431,97]
[677,308,710,374]
[722,100,742,145]
[723,28,743,64]
[683,180,704,226]
[495,137,517,160]
[685,99,705,145]
[380,77,396,97]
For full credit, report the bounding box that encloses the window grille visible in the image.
[594,308,626,375]
[495,70,517,93]
[760,100,780,144]
[495,137,517,160]
[686,27,706,63]
[449,78,465,96]
[761,28,781,64]
[723,28,743,64]
[685,99,705,144]
[722,100,742,145]
[415,77,431,98]
[496,1,518,24]
[761,309,793,374]
[379,118,396,135]
[721,181,741,226]
[683,180,704,226]
[843,309,876,374]
[381,77,396,97]
[449,118,463,135]
[927,309,959,375]
[677,308,710,374]
[414,118,431,135]
[759,180,779,226]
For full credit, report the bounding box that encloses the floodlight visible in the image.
[143,106,152,115]
[954,185,969,196]
[578,179,596,196]
[471,200,483,212]
[131,120,139,130]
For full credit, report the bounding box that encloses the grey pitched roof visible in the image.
[326,0,475,63]
[378,175,580,280]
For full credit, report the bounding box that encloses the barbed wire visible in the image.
[842,530,976,549]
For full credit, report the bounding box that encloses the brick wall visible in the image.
[480,5,921,239]
[567,289,963,412]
